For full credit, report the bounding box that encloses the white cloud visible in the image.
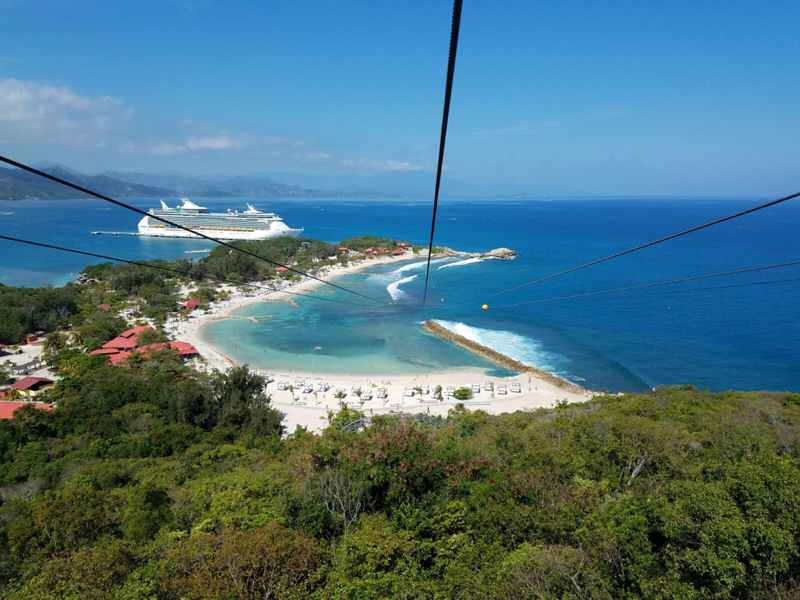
[339,157,428,171]
[0,78,327,162]
[381,160,427,172]
[291,151,332,163]
[122,131,301,156]
[185,134,243,150]
[147,143,187,155]
[0,78,132,146]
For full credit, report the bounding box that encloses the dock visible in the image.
[91,231,142,236]
[208,315,274,323]
[261,298,300,307]
[324,281,366,286]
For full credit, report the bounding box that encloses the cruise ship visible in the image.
[137,199,304,241]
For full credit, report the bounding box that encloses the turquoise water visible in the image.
[201,262,515,377]
[2,196,799,392]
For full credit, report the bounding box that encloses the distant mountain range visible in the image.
[0,161,584,200]
[0,166,173,200]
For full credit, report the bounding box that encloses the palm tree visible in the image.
[42,332,66,354]
[0,362,11,385]
[42,332,67,367]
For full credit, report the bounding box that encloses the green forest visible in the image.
[0,236,412,346]
[0,345,798,598]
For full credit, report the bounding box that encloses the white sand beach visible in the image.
[167,252,593,434]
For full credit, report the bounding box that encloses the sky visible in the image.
[0,0,798,196]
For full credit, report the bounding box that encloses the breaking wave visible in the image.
[391,258,447,275]
[432,319,560,373]
[387,274,420,301]
[438,257,489,270]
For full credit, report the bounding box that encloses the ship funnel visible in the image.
[160,200,170,210]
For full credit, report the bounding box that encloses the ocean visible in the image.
[2,196,798,392]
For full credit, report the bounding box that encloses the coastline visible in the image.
[422,321,592,397]
[168,252,595,433]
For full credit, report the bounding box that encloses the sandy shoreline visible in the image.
[166,253,594,433]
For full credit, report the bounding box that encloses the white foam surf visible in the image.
[438,257,489,270]
[387,274,420,301]
[432,319,559,372]
[391,258,447,275]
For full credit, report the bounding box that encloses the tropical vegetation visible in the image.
[0,355,798,598]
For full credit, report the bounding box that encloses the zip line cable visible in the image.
[624,276,800,300]
[484,259,800,308]
[0,156,391,306]
[0,234,373,307]
[448,190,800,309]
[421,0,463,307]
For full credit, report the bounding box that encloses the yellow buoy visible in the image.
[441,298,444,302]
[482,304,488,310]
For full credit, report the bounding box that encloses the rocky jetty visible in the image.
[422,321,593,397]
[420,246,518,259]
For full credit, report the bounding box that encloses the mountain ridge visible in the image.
[1,161,585,200]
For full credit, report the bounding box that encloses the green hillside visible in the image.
[0,358,798,598]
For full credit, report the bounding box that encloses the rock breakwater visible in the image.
[422,321,593,397]
[421,247,518,260]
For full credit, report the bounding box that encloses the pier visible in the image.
[261,298,300,307]
[323,281,365,286]
[91,231,141,236]
[208,315,274,323]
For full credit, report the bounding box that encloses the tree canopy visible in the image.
[0,372,798,598]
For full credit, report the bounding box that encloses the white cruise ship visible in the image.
[137,199,304,241]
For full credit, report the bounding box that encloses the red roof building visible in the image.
[397,242,410,247]
[11,377,55,397]
[93,325,200,367]
[102,336,139,351]
[109,352,132,366]
[364,247,374,252]
[12,377,54,392]
[97,303,111,312]
[392,249,405,255]
[136,341,199,358]
[0,402,54,419]
[121,326,156,339]
[183,299,201,309]
[101,326,157,350]
[276,267,289,272]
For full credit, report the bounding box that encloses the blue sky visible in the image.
[0,0,797,195]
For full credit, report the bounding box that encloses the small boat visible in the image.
[314,346,322,351]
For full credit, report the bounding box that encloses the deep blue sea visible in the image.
[2,196,798,392]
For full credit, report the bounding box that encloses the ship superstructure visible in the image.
[137,199,303,241]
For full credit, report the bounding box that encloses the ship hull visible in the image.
[137,216,303,241]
